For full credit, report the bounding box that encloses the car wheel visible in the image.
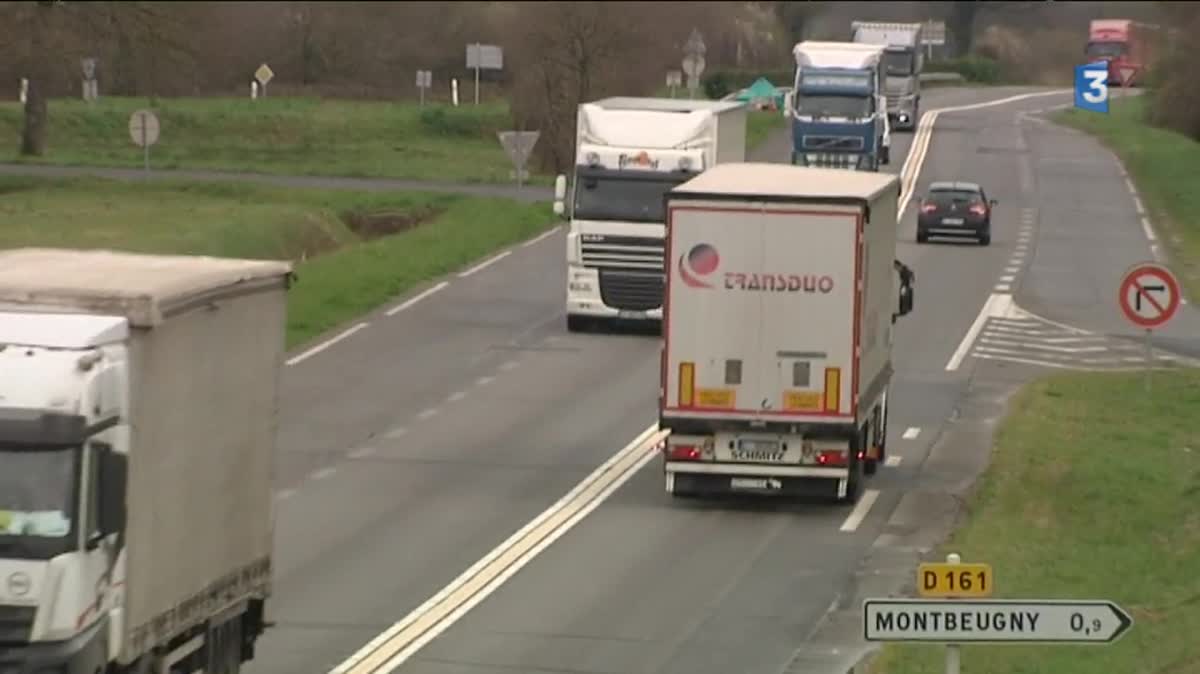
[916,228,929,244]
[978,231,991,246]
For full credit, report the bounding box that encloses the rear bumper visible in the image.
[664,460,849,498]
[918,218,988,236]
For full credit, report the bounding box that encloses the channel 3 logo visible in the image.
[1074,62,1109,114]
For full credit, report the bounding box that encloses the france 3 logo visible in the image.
[1074,62,1109,114]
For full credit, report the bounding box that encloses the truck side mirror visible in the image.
[553,175,568,219]
[98,447,128,536]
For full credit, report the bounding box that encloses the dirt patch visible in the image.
[339,206,445,241]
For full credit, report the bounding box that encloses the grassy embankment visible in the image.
[0,176,554,348]
[0,96,786,183]
[870,369,1200,674]
[1055,95,1200,300]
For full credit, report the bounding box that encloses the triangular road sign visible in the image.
[1118,66,1138,88]
[497,131,540,170]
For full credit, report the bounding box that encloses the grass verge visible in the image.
[869,368,1200,674]
[1054,96,1200,300]
[747,109,787,151]
[0,176,554,347]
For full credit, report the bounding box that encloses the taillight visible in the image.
[668,445,701,461]
[969,204,986,216]
[921,203,937,213]
[816,450,848,466]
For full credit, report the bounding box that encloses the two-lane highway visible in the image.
[245,86,1072,674]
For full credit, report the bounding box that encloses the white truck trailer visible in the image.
[0,248,293,673]
[658,163,916,503]
[851,21,925,130]
[553,97,748,332]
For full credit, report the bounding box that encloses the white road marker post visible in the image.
[944,552,961,674]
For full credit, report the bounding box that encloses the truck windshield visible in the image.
[1086,41,1125,59]
[573,171,690,223]
[794,94,872,120]
[0,445,78,559]
[883,51,915,76]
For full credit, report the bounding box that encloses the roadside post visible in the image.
[1117,261,1181,392]
[255,63,274,98]
[415,70,432,106]
[865,555,1133,672]
[128,109,160,173]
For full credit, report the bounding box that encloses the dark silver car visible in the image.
[916,181,997,246]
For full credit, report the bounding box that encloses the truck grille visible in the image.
[580,235,664,273]
[802,135,865,152]
[0,605,35,644]
[599,270,664,311]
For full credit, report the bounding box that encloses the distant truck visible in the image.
[659,163,915,503]
[553,97,748,332]
[0,248,292,673]
[851,21,924,130]
[790,41,891,171]
[1086,19,1162,87]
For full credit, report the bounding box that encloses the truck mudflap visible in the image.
[664,461,852,500]
[0,614,109,674]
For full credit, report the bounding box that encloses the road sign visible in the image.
[918,562,993,598]
[497,131,539,189]
[921,20,946,46]
[682,54,706,78]
[1074,62,1109,113]
[129,110,160,148]
[80,57,97,80]
[1118,65,1139,88]
[254,63,274,87]
[863,598,1133,644]
[466,44,503,70]
[1119,262,1181,329]
[684,28,706,56]
[666,71,682,88]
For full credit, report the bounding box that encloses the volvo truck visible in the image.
[851,21,924,129]
[790,41,891,171]
[0,248,292,673]
[658,163,916,503]
[553,97,748,332]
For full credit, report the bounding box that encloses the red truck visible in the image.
[1085,19,1162,87]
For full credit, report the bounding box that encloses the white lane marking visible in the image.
[275,489,296,501]
[349,447,377,460]
[979,338,1107,353]
[417,408,439,420]
[458,250,512,278]
[1140,216,1157,242]
[499,360,519,371]
[330,423,666,674]
[385,427,409,439]
[885,456,903,468]
[1151,243,1163,261]
[839,488,881,532]
[999,274,1015,282]
[1124,177,1137,194]
[446,391,467,403]
[946,293,1013,371]
[311,467,336,481]
[386,281,450,317]
[475,375,494,387]
[1005,266,1020,273]
[994,284,1011,292]
[521,227,561,248]
[1132,196,1145,215]
[901,427,921,440]
[286,322,370,366]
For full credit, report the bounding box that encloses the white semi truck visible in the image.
[851,21,925,130]
[553,97,748,332]
[658,163,915,503]
[0,248,292,673]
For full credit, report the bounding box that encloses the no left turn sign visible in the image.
[1118,262,1181,329]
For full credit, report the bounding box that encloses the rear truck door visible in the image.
[758,205,859,425]
[663,200,764,423]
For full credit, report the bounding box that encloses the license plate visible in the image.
[738,438,780,453]
[731,477,782,490]
[617,310,645,319]
[942,217,965,225]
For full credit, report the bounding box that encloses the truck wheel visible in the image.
[838,430,866,504]
[566,315,589,333]
[916,228,929,244]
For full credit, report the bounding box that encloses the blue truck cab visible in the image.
[789,41,890,172]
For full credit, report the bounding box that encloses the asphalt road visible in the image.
[188,85,1111,674]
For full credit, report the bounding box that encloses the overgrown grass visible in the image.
[870,369,1200,674]
[0,176,554,347]
[0,97,529,184]
[1055,96,1200,300]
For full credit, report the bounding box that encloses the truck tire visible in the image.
[838,429,867,504]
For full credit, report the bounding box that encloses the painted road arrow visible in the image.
[863,598,1133,643]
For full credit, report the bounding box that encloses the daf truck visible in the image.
[851,21,924,129]
[659,163,916,503]
[0,248,292,673]
[553,97,748,332]
[789,41,891,171]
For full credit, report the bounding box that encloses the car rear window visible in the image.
[929,189,981,205]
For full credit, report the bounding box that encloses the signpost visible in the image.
[865,552,1133,674]
[466,43,503,106]
[415,69,432,106]
[1118,261,1182,391]
[682,28,706,99]
[922,20,946,60]
[665,70,682,98]
[255,63,274,98]
[497,130,539,190]
[128,109,160,173]
[80,57,98,102]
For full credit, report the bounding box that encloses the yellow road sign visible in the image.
[918,562,993,598]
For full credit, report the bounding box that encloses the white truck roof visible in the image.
[794,41,886,68]
[0,247,294,327]
[671,162,899,203]
[851,21,923,47]
[588,97,746,114]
